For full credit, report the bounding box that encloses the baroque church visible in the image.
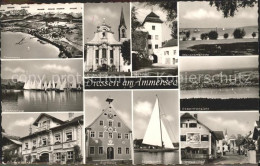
[85,98,132,162]
[85,8,129,73]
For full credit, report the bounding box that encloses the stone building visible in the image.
[85,8,129,72]
[86,98,132,162]
[20,113,83,164]
[180,113,220,162]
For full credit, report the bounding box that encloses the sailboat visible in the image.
[36,80,44,91]
[71,77,77,91]
[31,80,36,90]
[52,80,56,90]
[138,96,176,152]
[43,81,48,91]
[23,79,30,90]
[55,77,62,92]
[47,81,52,90]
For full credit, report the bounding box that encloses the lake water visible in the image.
[181,87,258,99]
[1,31,60,59]
[134,151,179,165]
[2,90,83,112]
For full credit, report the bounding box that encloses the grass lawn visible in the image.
[180,38,258,56]
[133,64,178,76]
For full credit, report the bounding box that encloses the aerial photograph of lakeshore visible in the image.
[179,1,258,56]
[1,60,83,112]
[180,56,259,111]
[0,3,83,59]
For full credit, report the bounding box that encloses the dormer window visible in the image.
[152,25,155,30]
[102,32,106,38]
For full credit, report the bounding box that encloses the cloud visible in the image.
[86,96,101,109]
[86,6,117,24]
[206,116,249,134]
[183,9,221,20]
[4,67,25,73]
[41,64,75,73]
[134,101,153,116]
[236,11,257,19]
[8,117,35,130]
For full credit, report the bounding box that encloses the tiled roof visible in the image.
[143,12,163,24]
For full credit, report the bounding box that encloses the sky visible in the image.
[133,90,179,143]
[179,1,258,28]
[2,113,83,137]
[0,3,82,14]
[1,60,83,83]
[84,3,130,43]
[85,91,132,129]
[180,56,258,72]
[132,2,172,42]
[182,112,259,138]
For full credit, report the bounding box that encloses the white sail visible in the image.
[31,80,36,89]
[52,80,56,89]
[37,80,43,90]
[43,81,48,90]
[60,78,67,90]
[142,97,174,149]
[71,77,77,89]
[47,81,51,89]
[23,79,30,89]
[56,77,61,90]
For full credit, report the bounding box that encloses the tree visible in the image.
[185,31,190,39]
[208,30,218,40]
[252,32,256,38]
[74,145,83,163]
[233,28,246,39]
[171,21,177,39]
[224,33,229,39]
[121,40,131,65]
[131,7,142,32]
[209,0,257,18]
[200,33,208,40]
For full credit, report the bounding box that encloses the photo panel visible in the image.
[179,1,258,56]
[84,91,132,164]
[180,111,259,165]
[132,2,178,76]
[0,3,83,59]
[2,112,84,164]
[1,59,83,112]
[133,90,180,165]
[180,56,259,111]
[84,3,131,77]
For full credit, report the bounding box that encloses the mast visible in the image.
[157,95,164,148]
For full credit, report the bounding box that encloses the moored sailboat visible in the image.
[135,96,177,152]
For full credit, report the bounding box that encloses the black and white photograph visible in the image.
[1,60,83,112]
[2,113,84,164]
[180,112,259,165]
[180,56,259,111]
[132,2,178,76]
[133,90,179,165]
[1,3,83,59]
[84,3,131,77]
[85,91,132,164]
[179,1,258,56]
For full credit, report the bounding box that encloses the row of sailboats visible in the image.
[23,77,82,92]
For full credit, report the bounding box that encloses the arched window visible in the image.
[102,32,106,38]
[121,29,126,38]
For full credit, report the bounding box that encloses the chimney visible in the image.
[194,114,198,119]
[69,113,74,121]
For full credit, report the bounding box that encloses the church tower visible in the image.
[118,7,127,42]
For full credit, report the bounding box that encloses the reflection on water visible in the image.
[181,87,258,99]
[2,90,83,112]
[134,151,179,165]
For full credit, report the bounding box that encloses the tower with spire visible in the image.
[118,7,127,42]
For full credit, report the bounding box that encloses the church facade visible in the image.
[85,8,129,73]
[85,98,132,162]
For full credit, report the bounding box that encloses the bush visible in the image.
[185,31,190,39]
[200,33,208,40]
[252,32,256,38]
[191,37,196,41]
[132,53,152,70]
[208,31,218,40]
[233,28,246,39]
[224,33,229,39]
